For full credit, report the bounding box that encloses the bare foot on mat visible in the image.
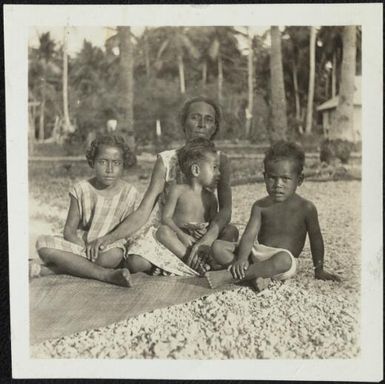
[107,268,132,287]
[205,270,238,289]
[29,259,41,279]
[251,277,271,293]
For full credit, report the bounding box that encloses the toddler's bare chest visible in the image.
[261,205,306,232]
[177,192,211,217]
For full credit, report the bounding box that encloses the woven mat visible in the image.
[30,273,237,345]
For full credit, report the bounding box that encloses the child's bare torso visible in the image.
[172,185,216,227]
[256,194,309,257]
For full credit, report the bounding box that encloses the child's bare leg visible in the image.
[156,225,188,259]
[219,224,239,242]
[95,248,125,268]
[124,254,153,273]
[209,240,236,269]
[37,247,131,287]
[206,251,292,288]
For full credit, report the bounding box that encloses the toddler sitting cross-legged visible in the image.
[156,138,220,275]
[206,140,341,291]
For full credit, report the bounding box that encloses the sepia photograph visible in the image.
[4,3,383,381]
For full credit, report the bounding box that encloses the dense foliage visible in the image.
[28,26,361,149]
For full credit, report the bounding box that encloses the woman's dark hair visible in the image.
[86,134,136,169]
[177,137,217,178]
[263,140,305,174]
[179,96,222,139]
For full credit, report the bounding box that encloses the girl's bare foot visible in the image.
[29,260,41,279]
[205,270,238,289]
[107,268,132,287]
[251,277,271,293]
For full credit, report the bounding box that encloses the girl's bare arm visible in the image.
[63,195,84,247]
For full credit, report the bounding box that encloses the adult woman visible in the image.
[87,96,238,274]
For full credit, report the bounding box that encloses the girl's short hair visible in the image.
[177,137,217,178]
[179,96,222,139]
[263,140,305,174]
[86,134,136,169]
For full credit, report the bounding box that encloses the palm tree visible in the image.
[62,26,73,135]
[318,27,343,99]
[206,27,239,104]
[117,26,135,150]
[320,26,357,164]
[269,26,287,142]
[155,27,199,94]
[305,26,316,134]
[29,32,61,141]
[246,27,254,139]
[330,26,356,142]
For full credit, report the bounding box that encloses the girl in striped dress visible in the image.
[33,135,139,287]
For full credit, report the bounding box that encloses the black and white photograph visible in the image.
[4,3,383,381]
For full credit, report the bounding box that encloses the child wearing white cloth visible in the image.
[206,140,341,291]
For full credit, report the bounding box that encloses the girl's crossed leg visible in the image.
[36,246,131,287]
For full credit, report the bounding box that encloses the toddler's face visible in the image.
[184,102,216,141]
[198,152,220,188]
[92,145,124,188]
[264,159,303,202]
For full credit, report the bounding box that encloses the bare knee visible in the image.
[37,247,53,264]
[125,254,152,273]
[211,240,235,265]
[96,248,124,268]
[219,224,239,242]
[156,225,173,243]
[272,252,292,274]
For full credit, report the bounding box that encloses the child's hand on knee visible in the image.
[229,259,249,280]
[177,232,195,248]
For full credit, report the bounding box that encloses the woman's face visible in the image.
[184,101,217,141]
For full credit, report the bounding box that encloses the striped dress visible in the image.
[36,179,139,259]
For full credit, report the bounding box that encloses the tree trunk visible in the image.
[62,25,72,136]
[218,50,223,105]
[144,28,150,79]
[269,26,287,142]
[28,105,36,154]
[332,52,337,97]
[246,27,253,139]
[177,53,186,94]
[202,59,207,88]
[330,26,356,142]
[292,61,303,134]
[118,26,136,151]
[321,26,356,164]
[305,26,316,134]
[39,80,46,141]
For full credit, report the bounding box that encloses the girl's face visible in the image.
[184,102,217,141]
[92,145,124,188]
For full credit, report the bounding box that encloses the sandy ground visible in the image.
[30,181,361,359]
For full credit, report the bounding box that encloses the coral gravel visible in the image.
[31,181,360,359]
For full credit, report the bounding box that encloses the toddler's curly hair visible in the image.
[86,134,136,169]
[177,137,217,178]
[263,140,305,174]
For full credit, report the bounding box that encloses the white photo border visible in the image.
[4,3,383,381]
